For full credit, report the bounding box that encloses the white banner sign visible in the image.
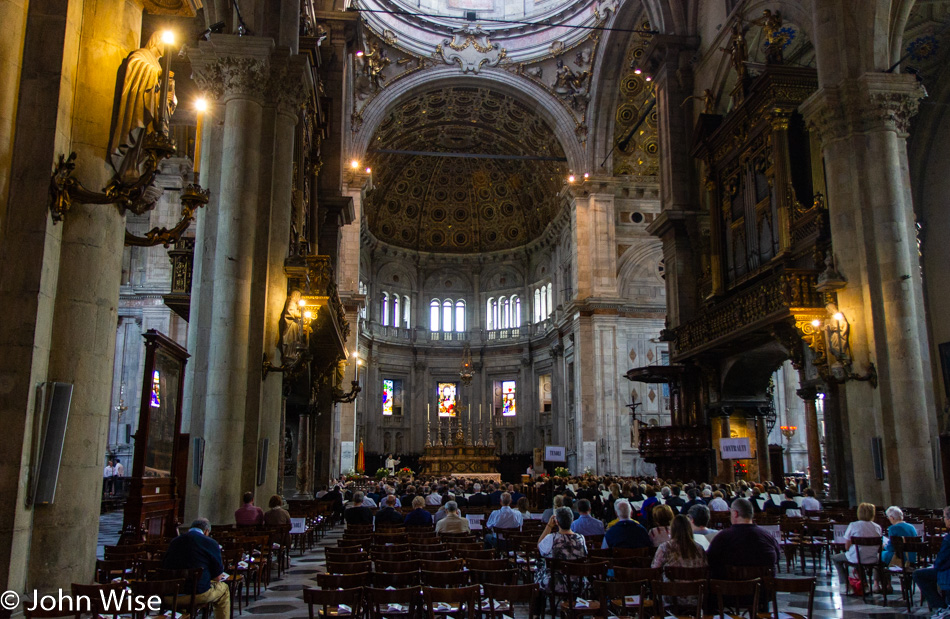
[719,437,752,460]
[544,445,566,462]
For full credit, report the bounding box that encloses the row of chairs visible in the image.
[301,577,816,619]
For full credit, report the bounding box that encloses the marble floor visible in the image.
[96,511,936,618]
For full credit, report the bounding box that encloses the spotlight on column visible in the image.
[195,98,208,112]
[350,159,360,169]
[583,172,589,179]
[567,174,575,183]
[365,166,372,174]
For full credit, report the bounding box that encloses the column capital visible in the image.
[800,72,926,142]
[796,385,819,402]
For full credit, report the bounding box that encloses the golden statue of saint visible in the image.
[720,23,748,81]
[109,32,177,180]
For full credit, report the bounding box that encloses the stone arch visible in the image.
[618,242,665,304]
[349,67,587,175]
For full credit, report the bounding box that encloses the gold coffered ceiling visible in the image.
[365,87,568,253]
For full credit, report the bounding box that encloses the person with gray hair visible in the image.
[705,497,780,579]
[913,506,950,613]
[882,505,918,567]
[535,506,588,590]
[435,499,471,533]
[686,503,717,549]
[484,491,524,548]
[162,517,230,619]
[602,498,651,549]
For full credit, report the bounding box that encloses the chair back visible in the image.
[70,582,128,619]
[664,565,708,581]
[766,576,815,619]
[303,586,363,619]
[421,570,469,588]
[127,579,183,619]
[612,566,661,582]
[483,583,541,619]
[316,572,369,590]
[372,571,421,588]
[365,586,420,619]
[375,559,419,573]
[420,559,464,572]
[851,536,883,565]
[709,579,760,619]
[422,585,480,619]
[465,558,510,571]
[93,559,136,584]
[326,560,373,574]
[414,549,453,561]
[469,568,518,585]
[651,580,705,618]
[592,579,649,619]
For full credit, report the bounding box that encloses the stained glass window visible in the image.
[438,382,457,417]
[382,379,394,415]
[150,370,161,408]
[502,380,516,416]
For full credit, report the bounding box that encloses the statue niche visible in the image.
[109,32,178,186]
[279,289,307,364]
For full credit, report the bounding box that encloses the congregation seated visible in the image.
[649,504,674,547]
[467,483,489,507]
[536,507,587,590]
[706,497,780,579]
[484,492,523,547]
[913,506,950,614]
[162,517,230,619]
[686,503,717,550]
[831,502,882,587]
[263,494,292,547]
[882,505,918,567]
[651,514,707,572]
[800,487,821,512]
[434,500,470,534]
[570,499,605,536]
[707,490,730,512]
[778,489,800,514]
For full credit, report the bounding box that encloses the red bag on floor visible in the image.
[848,573,863,596]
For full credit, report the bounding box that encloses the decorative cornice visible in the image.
[800,73,926,142]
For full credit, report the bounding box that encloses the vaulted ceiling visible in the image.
[364,87,568,253]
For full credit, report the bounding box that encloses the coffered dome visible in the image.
[364,87,568,253]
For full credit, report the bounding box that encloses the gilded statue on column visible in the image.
[719,23,748,82]
[109,32,177,183]
[753,9,786,64]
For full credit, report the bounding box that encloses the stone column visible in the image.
[801,73,940,507]
[796,386,824,496]
[28,0,141,591]
[755,417,771,484]
[568,182,618,299]
[294,414,313,499]
[190,37,273,523]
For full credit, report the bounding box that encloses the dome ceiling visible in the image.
[365,87,568,253]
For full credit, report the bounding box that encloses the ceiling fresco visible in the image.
[363,87,569,253]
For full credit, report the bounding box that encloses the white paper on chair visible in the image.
[337,604,352,614]
[624,595,640,606]
[770,494,783,505]
[290,518,307,534]
[833,524,848,543]
[467,514,483,529]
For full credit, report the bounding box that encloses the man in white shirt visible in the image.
[801,488,821,512]
[426,485,443,506]
[708,491,730,512]
[484,492,523,548]
[103,461,115,496]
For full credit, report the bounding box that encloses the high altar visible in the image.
[418,417,499,478]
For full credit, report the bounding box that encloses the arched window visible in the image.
[501,296,510,329]
[392,294,400,328]
[403,296,411,328]
[534,289,541,323]
[486,298,495,330]
[442,300,453,332]
[430,299,440,331]
[381,292,389,326]
[513,296,521,328]
[546,284,553,316]
[455,300,465,331]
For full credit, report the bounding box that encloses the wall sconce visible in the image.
[780,425,797,440]
[809,304,878,387]
[48,29,209,248]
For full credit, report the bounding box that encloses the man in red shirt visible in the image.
[235,491,264,525]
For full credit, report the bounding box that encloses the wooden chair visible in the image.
[324,548,369,563]
[375,559,419,573]
[664,565,709,582]
[892,538,928,612]
[148,568,212,619]
[420,559,464,572]
[23,606,80,619]
[650,579,705,619]
[846,536,885,603]
[592,579,650,619]
[612,566,661,582]
[583,535,604,551]
[221,547,248,610]
[303,586,364,619]
[708,579,760,619]
[556,560,607,619]
[469,568,519,586]
[325,560,373,575]
[372,571,421,588]
[421,570,469,588]
[422,585,480,619]
[127,579,183,619]
[69,582,128,619]
[93,558,136,584]
[364,586,420,619]
[465,558,511,572]
[316,572,370,590]
[764,576,815,619]
[414,549,454,561]
[483,583,541,619]
[456,549,497,561]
